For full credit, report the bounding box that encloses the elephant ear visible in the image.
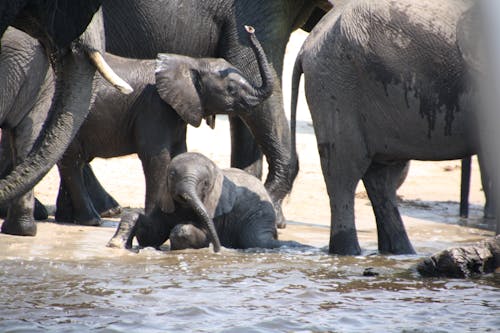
[203,167,226,218]
[456,3,483,74]
[156,53,204,127]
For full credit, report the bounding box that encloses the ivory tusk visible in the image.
[88,51,134,95]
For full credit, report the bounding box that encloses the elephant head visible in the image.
[154,25,273,128]
[160,153,223,253]
[0,2,132,235]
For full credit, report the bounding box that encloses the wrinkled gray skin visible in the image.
[56,27,274,226]
[0,28,53,230]
[0,2,132,236]
[77,0,332,229]
[108,153,303,252]
[291,0,487,255]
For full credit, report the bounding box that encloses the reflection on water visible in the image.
[1,247,498,332]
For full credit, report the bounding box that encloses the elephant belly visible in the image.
[362,80,477,162]
[103,0,221,59]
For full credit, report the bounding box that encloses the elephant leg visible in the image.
[477,154,496,220]
[139,151,171,215]
[108,211,140,249]
[1,190,37,236]
[236,205,280,249]
[56,154,101,226]
[83,164,121,217]
[362,161,415,254]
[169,223,210,251]
[0,130,37,236]
[134,209,172,249]
[230,116,263,178]
[57,164,121,220]
[55,177,74,222]
[318,138,369,255]
[33,197,48,220]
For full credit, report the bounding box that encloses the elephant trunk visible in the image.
[0,48,96,203]
[244,25,274,101]
[289,52,303,187]
[179,188,221,253]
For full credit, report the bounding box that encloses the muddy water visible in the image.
[1,226,499,333]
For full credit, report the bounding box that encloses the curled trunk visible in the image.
[245,25,274,101]
[180,191,221,253]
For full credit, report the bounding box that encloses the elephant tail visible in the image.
[290,55,303,186]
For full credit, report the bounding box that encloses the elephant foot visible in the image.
[75,216,102,227]
[1,218,37,236]
[0,199,48,221]
[378,241,416,255]
[107,234,132,249]
[329,229,362,255]
[34,198,49,220]
[107,212,139,249]
[100,205,122,218]
[274,200,287,229]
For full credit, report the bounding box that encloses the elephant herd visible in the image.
[0,0,499,276]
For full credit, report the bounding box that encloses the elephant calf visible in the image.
[57,26,274,226]
[108,152,301,252]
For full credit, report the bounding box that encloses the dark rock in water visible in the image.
[417,235,500,278]
[363,267,380,277]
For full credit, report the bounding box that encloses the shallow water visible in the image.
[1,245,498,332]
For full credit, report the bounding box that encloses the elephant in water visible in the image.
[108,152,303,252]
[290,0,489,255]
[56,26,273,226]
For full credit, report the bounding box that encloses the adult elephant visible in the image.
[92,0,333,227]
[290,0,490,255]
[0,2,132,236]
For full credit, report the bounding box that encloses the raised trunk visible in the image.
[244,25,274,101]
[0,49,96,203]
[181,190,221,253]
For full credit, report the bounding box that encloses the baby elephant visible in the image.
[108,152,300,252]
[57,25,273,226]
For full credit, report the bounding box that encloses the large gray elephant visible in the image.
[0,2,132,236]
[57,0,333,228]
[108,152,304,252]
[290,0,489,255]
[56,26,274,226]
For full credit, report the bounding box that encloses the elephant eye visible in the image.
[227,82,238,96]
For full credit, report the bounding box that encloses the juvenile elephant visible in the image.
[290,0,485,255]
[108,152,302,252]
[56,26,273,226]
